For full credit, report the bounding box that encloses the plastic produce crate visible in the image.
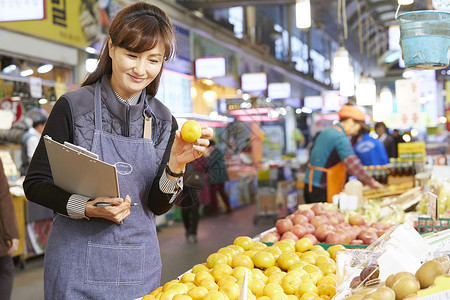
[416,217,450,234]
[318,243,368,250]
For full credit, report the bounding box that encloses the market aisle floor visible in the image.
[11,203,275,300]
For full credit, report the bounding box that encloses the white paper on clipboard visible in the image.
[44,135,119,199]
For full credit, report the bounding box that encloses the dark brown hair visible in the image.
[81,2,176,96]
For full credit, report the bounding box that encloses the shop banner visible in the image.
[0,0,100,48]
[395,79,421,128]
[398,142,426,161]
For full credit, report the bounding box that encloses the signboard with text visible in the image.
[398,142,426,161]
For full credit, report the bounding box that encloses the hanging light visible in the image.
[398,0,414,5]
[20,69,34,77]
[380,86,393,106]
[333,47,350,82]
[339,66,355,97]
[295,0,311,29]
[355,76,376,106]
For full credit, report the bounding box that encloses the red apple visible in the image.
[299,209,315,221]
[303,233,319,244]
[325,232,345,244]
[315,224,335,242]
[311,215,330,228]
[261,232,279,243]
[291,224,307,239]
[292,213,309,225]
[349,213,365,226]
[276,218,293,235]
[358,230,378,245]
[311,203,326,215]
[281,231,299,242]
[303,223,316,235]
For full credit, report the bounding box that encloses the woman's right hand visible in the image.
[84,195,132,224]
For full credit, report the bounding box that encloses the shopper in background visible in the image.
[181,155,208,244]
[23,3,212,299]
[206,140,232,214]
[0,157,20,300]
[375,122,398,158]
[353,123,389,166]
[304,104,383,203]
[20,114,47,176]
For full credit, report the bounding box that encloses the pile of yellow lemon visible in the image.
[143,236,345,300]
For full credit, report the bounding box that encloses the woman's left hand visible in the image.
[168,123,213,172]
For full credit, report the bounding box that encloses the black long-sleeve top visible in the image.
[23,97,176,216]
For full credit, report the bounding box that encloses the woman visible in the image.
[0,157,19,300]
[23,3,212,299]
[304,104,382,203]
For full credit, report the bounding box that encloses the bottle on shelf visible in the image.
[389,158,397,177]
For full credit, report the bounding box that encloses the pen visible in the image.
[93,202,139,207]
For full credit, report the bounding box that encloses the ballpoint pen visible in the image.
[93,202,138,207]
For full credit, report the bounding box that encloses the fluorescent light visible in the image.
[295,0,311,29]
[295,108,302,114]
[2,64,17,73]
[39,98,48,104]
[85,47,96,54]
[20,69,34,76]
[398,0,414,5]
[37,64,53,74]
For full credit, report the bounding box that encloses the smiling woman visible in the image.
[22,2,213,300]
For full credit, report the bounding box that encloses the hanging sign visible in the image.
[395,79,421,127]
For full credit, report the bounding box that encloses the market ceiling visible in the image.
[178,0,430,74]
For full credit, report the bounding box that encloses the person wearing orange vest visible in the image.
[304,104,383,203]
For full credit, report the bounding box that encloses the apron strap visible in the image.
[308,163,329,193]
[94,82,102,131]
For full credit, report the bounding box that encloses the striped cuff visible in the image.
[67,194,91,219]
[159,168,183,203]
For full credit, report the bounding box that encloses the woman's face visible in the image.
[343,119,361,137]
[109,39,164,99]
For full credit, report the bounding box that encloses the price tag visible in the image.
[427,192,439,221]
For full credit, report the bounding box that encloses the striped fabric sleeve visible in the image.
[343,154,377,187]
[67,194,91,219]
[159,168,183,203]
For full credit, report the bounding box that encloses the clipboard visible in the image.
[43,135,120,199]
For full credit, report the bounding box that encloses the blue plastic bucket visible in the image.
[397,10,450,70]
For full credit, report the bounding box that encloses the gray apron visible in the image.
[44,82,161,299]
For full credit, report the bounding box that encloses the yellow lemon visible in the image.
[231,254,255,269]
[199,277,219,291]
[265,266,282,277]
[142,294,157,300]
[277,253,301,271]
[267,271,286,285]
[251,268,267,283]
[159,289,179,300]
[162,279,179,292]
[180,120,202,143]
[149,286,163,295]
[203,290,228,300]
[194,270,214,286]
[211,263,233,282]
[219,281,240,300]
[187,286,208,300]
[280,272,302,295]
[251,241,268,251]
[191,263,209,274]
[269,292,289,300]
[206,252,229,268]
[274,241,295,253]
[168,283,189,294]
[295,238,313,253]
[234,236,254,250]
[217,275,238,287]
[263,283,284,297]
[295,282,318,298]
[173,295,192,300]
[227,244,245,254]
[232,266,252,280]
[180,272,196,283]
[248,278,265,297]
